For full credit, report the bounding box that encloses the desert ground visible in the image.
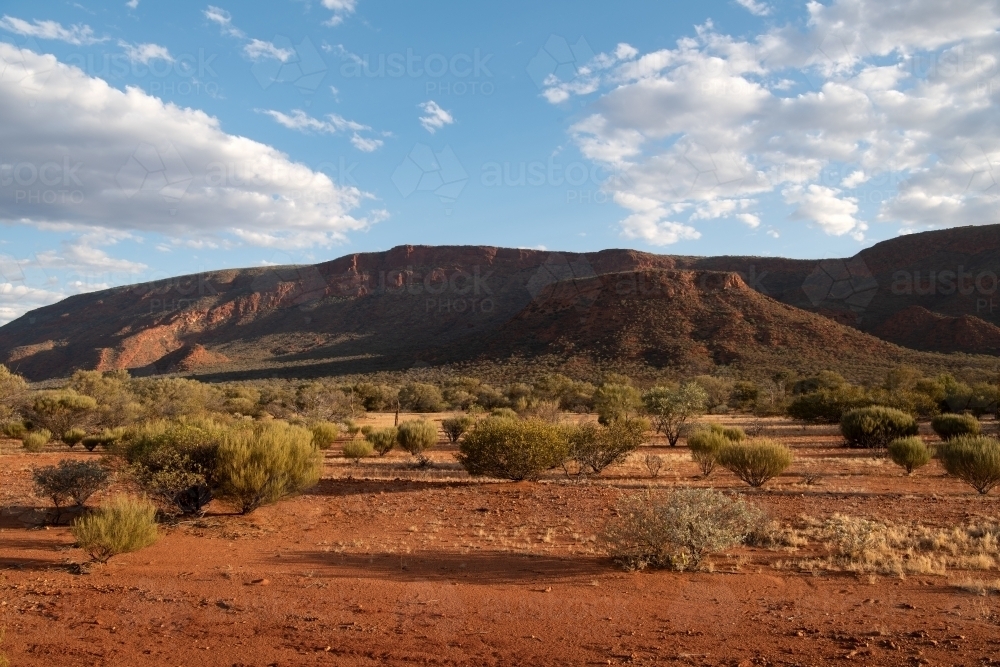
[2,414,1000,666]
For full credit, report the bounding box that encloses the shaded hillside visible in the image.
[873,306,1000,355]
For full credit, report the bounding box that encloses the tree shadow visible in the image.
[279,549,609,585]
[307,477,487,498]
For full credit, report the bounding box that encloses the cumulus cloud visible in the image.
[0,43,381,251]
[0,16,106,45]
[261,109,383,151]
[539,0,1000,245]
[321,0,358,26]
[735,0,771,17]
[126,0,140,8]
[244,39,294,63]
[418,100,454,133]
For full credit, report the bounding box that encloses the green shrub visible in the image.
[360,425,374,436]
[22,429,51,452]
[707,423,746,442]
[310,421,341,450]
[33,460,111,521]
[396,420,438,465]
[490,407,519,420]
[442,415,475,443]
[342,439,374,463]
[937,436,1000,494]
[72,495,159,563]
[0,421,27,440]
[787,385,870,422]
[642,384,707,446]
[569,420,645,474]
[593,383,642,424]
[717,440,792,487]
[840,406,918,451]
[398,382,445,412]
[82,428,125,452]
[687,430,729,477]
[365,427,398,456]
[887,437,932,475]
[216,422,322,514]
[931,413,981,441]
[457,418,570,481]
[30,391,97,437]
[63,428,87,448]
[602,488,765,571]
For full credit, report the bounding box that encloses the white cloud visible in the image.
[538,0,1000,245]
[0,16,106,45]
[261,109,383,151]
[126,0,140,8]
[203,5,244,38]
[0,44,380,250]
[735,0,771,17]
[417,100,454,134]
[243,38,294,63]
[119,41,174,64]
[321,0,357,26]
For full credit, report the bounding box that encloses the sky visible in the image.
[1,0,999,324]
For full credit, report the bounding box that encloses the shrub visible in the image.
[569,420,645,474]
[840,406,918,452]
[1,421,27,440]
[216,422,322,514]
[22,430,51,452]
[342,439,374,463]
[887,437,932,475]
[30,391,97,438]
[490,407,519,420]
[342,419,361,437]
[33,460,111,521]
[937,436,1000,494]
[72,495,159,563]
[82,428,125,452]
[457,418,570,481]
[310,421,340,450]
[602,488,765,571]
[365,427,398,456]
[717,440,792,487]
[931,413,981,441]
[687,430,729,477]
[398,382,445,412]
[63,428,87,448]
[396,420,438,465]
[442,415,475,443]
[644,453,664,478]
[787,385,870,422]
[707,423,746,442]
[642,383,707,446]
[593,383,642,424]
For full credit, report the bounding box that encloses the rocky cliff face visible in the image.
[2,226,999,381]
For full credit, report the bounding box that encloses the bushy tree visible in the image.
[396,420,439,464]
[593,383,642,424]
[33,460,111,522]
[887,437,932,475]
[216,422,322,514]
[687,430,729,477]
[353,383,398,411]
[0,365,28,422]
[63,428,86,448]
[602,488,765,571]
[787,385,870,422]
[310,421,341,450]
[398,383,445,413]
[72,495,159,563]
[692,375,733,413]
[457,418,570,481]
[21,430,51,452]
[568,420,645,474]
[131,378,222,419]
[296,382,357,421]
[442,415,475,443]
[931,413,981,441]
[642,383,707,446]
[840,406,918,452]
[937,436,1000,494]
[30,391,97,440]
[717,440,792,487]
[68,370,142,428]
[365,427,398,456]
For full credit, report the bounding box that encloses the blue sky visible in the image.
[1,0,999,323]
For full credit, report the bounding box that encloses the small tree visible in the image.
[365,427,398,456]
[63,428,87,448]
[593,384,642,425]
[687,430,729,478]
[569,420,645,474]
[717,440,792,488]
[310,421,341,450]
[457,418,569,481]
[33,460,111,522]
[442,415,475,443]
[887,437,932,475]
[602,488,765,571]
[937,436,1000,494]
[72,495,159,563]
[398,383,445,412]
[642,383,707,446]
[840,406,918,452]
[931,413,981,441]
[396,420,438,465]
[216,422,322,514]
[30,392,97,439]
[342,440,374,463]
[644,453,664,478]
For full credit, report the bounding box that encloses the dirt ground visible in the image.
[2,415,1000,666]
